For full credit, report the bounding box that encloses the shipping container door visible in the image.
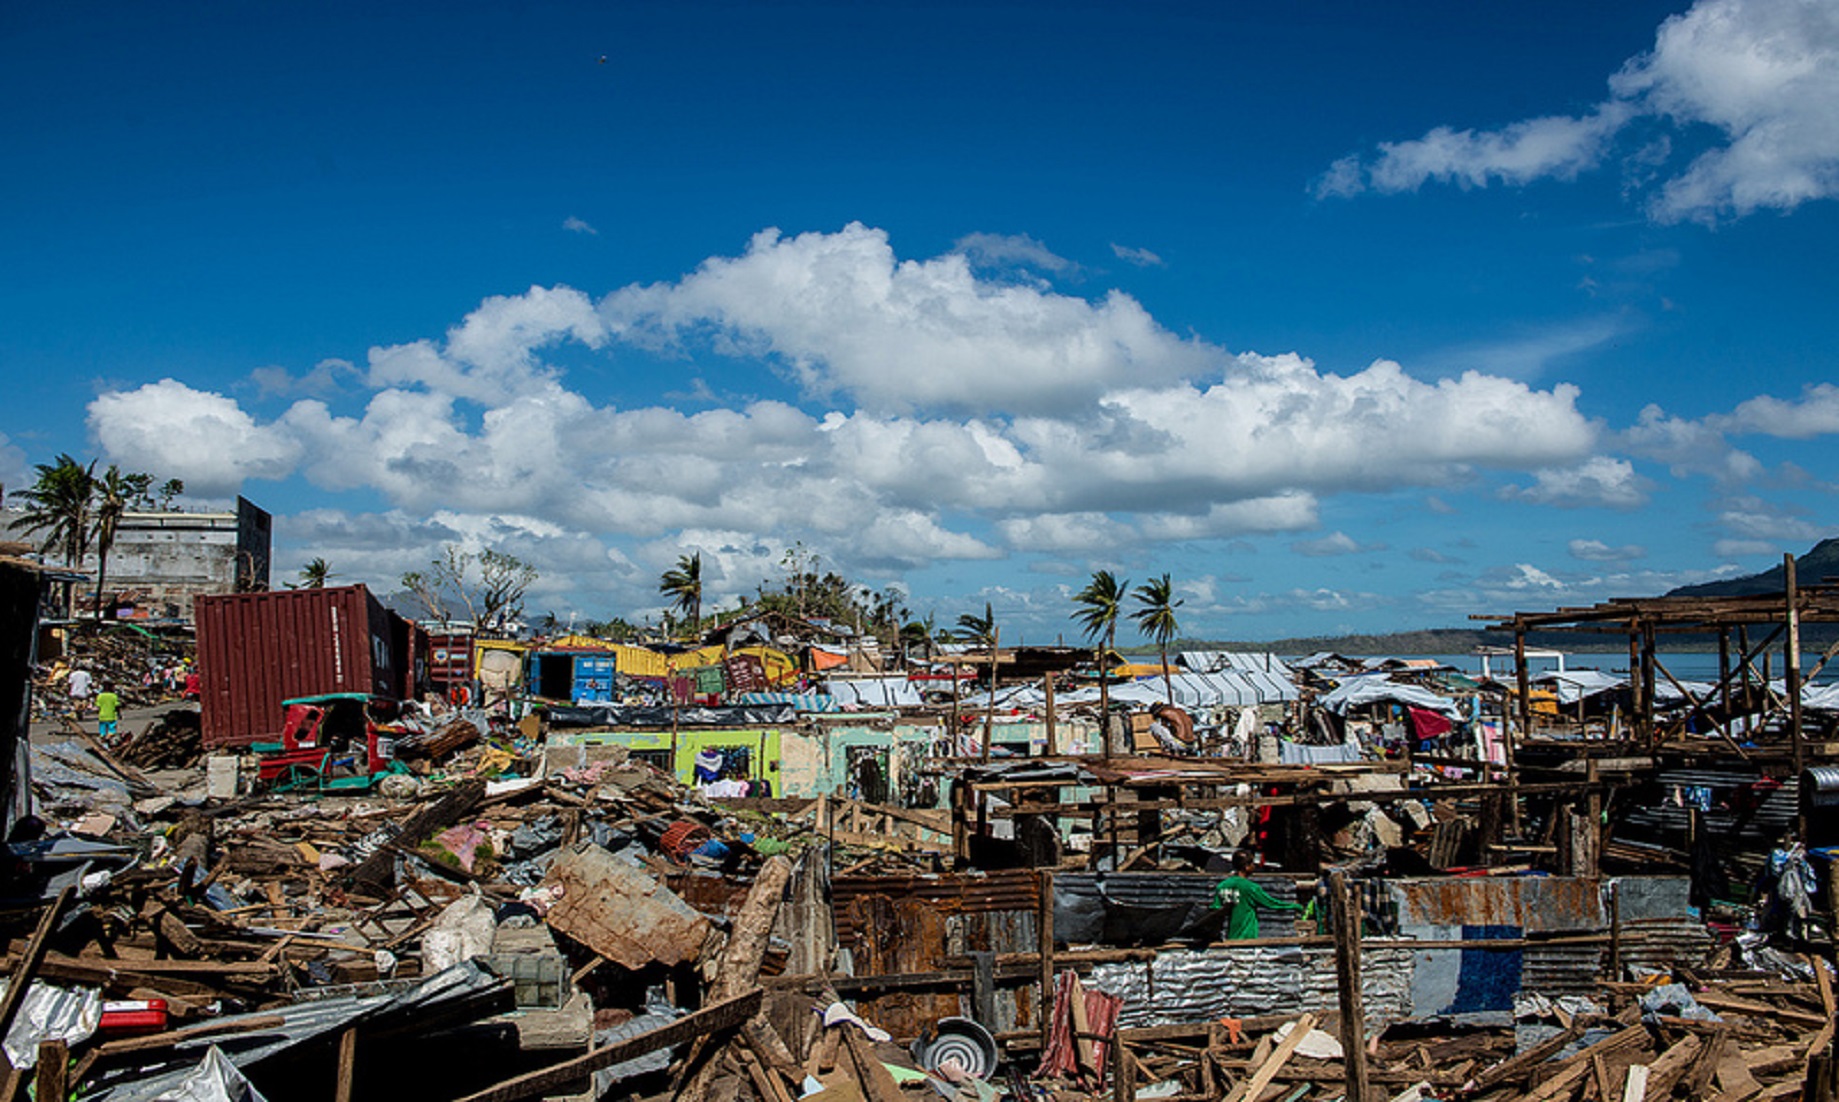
[574,655,615,702]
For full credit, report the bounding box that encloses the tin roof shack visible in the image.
[195,584,427,748]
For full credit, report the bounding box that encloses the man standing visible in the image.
[95,681,122,742]
[1211,850,1306,940]
[66,666,93,717]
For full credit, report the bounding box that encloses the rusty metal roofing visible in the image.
[831,869,1041,947]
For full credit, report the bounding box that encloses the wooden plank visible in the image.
[33,1041,67,1102]
[1470,1027,1580,1090]
[1224,1013,1317,1102]
[1328,871,1370,1102]
[842,1028,906,1102]
[453,988,763,1102]
[0,885,74,1073]
[334,1026,357,1102]
[1640,1034,1704,1102]
[1519,1059,1590,1102]
[1621,1065,1649,1102]
[1039,871,1055,1056]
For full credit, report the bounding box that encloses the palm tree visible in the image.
[1072,570,1130,740]
[91,465,133,623]
[1132,573,1184,708]
[10,455,96,616]
[297,557,334,589]
[659,552,704,636]
[955,602,996,649]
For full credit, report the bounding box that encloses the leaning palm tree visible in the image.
[659,552,704,636]
[297,557,335,589]
[955,602,996,649]
[90,465,133,623]
[1131,573,1184,708]
[1072,570,1130,740]
[10,455,96,616]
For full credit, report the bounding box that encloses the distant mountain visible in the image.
[1667,538,1839,598]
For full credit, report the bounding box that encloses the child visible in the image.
[96,681,122,741]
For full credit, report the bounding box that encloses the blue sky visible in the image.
[5,0,1839,643]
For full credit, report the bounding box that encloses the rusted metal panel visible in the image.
[843,894,962,1038]
[196,584,420,747]
[1388,876,1605,934]
[543,843,712,970]
[831,870,1040,946]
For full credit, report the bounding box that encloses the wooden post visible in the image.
[1328,870,1371,1102]
[1719,629,1732,715]
[1508,618,1527,834]
[1608,880,1622,981]
[949,780,969,867]
[1738,625,1753,713]
[1787,554,1806,784]
[34,1041,67,1102]
[1585,759,1603,881]
[981,627,1001,762]
[1038,870,1056,1055]
[1641,624,1657,750]
[1043,673,1057,757]
[951,657,962,742]
[1627,625,1643,735]
[335,1026,358,1102]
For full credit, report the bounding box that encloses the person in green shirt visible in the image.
[95,683,122,741]
[1211,850,1305,939]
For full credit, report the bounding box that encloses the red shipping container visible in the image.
[195,584,427,748]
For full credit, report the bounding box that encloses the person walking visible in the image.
[1210,850,1306,940]
[95,681,122,741]
[66,666,93,718]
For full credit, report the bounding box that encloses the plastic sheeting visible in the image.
[160,1047,270,1102]
[1316,675,1458,716]
[825,676,926,709]
[0,979,101,1069]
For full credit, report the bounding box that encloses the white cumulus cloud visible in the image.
[1319,0,1839,223]
[598,223,1220,416]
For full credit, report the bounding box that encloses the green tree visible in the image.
[1072,570,1130,728]
[295,557,334,589]
[10,455,96,567]
[659,552,704,636]
[157,478,184,510]
[955,601,996,649]
[1131,573,1184,708]
[402,545,538,634]
[10,455,96,617]
[90,465,134,622]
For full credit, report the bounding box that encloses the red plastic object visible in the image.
[100,999,169,1034]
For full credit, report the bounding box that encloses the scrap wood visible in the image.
[454,987,764,1102]
[1637,1033,1705,1102]
[1682,1026,1729,1098]
[840,1029,906,1102]
[1223,1013,1319,1102]
[0,884,74,1072]
[1468,1026,1583,1091]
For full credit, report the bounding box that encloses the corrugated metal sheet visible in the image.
[832,870,1041,948]
[1054,872,1302,944]
[1085,946,1414,1029]
[196,585,418,747]
[1388,877,1605,934]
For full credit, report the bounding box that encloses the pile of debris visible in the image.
[30,627,190,720]
[7,712,1838,1101]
